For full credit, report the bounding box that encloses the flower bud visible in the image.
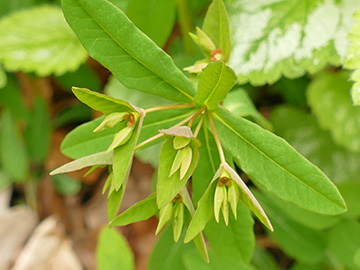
[227,181,240,219]
[169,145,193,180]
[93,112,128,132]
[155,202,173,235]
[173,202,184,242]
[106,125,134,153]
[214,183,226,224]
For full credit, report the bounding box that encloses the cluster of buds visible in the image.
[169,136,193,180]
[214,169,240,225]
[156,194,185,242]
[93,111,139,152]
[210,48,223,62]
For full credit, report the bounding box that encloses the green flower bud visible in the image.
[227,181,240,219]
[173,136,191,150]
[169,145,193,180]
[173,202,184,242]
[106,125,134,153]
[93,112,128,133]
[214,183,226,223]
[155,202,173,235]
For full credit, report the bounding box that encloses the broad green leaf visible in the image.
[61,116,116,159]
[203,0,231,61]
[25,98,50,163]
[127,0,176,47]
[112,115,144,190]
[0,66,6,88]
[0,110,28,182]
[327,220,360,270]
[183,248,252,270]
[52,174,81,196]
[290,263,322,270]
[96,227,135,270]
[110,193,157,226]
[251,245,279,270]
[228,0,360,85]
[271,106,360,184]
[253,190,326,264]
[205,202,255,264]
[0,74,28,120]
[223,88,273,130]
[157,139,199,208]
[0,170,12,190]
[0,6,87,76]
[194,62,236,112]
[213,107,346,215]
[50,151,112,175]
[135,143,162,168]
[105,76,173,108]
[72,87,135,116]
[62,0,196,103]
[337,182,360,218]
[53,103,92,128]
[307,71,360,152]
[148,226,194,270]
[344,10,360,105]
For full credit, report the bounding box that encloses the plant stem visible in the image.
[208,113,226,164]
[24,178,38,213]
[135,110,198,150]
[187,107,205,128]
[176,0,196,56]
[144,104,194,114]
[194,115,204,137]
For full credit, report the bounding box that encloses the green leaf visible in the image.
[0,6,87,76]
[253,190,326,264]
[0,170,12,190]
[327,220,360,270]
[96,227,135,270]
[307,71,360,152]
[53,103,92,128]
[337,182,360,218]
[148,226,194,270]
[271,106,360,184]
[61,116,116,159]
[72,87,135,116]
[0,110,28,182]
[0,66,6,88]
[62,0,196,103]
[110,193,157,226]
[344,10,360,105]
[157,139,199,208]
[105,76,173,108]
[213,107,347,215]
[205,202,255,264]
[194,62,236,112]
[112,116,144,190]
[228,0,360,85]
[223,88,273,131]
[183,248,252,270]
[52,174,82,196]
[203,0,231,61]
[290,263,322,270]
[127,0,176,47]
[50,151,112,175]
[107,176,127,221]
[25,97,50,163]
[251,245,279,270]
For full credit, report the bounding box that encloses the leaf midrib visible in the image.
[213,112,344,209]
[76,0,194,102]
[203,63,225,107]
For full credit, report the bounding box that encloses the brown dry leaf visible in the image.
[11,216,82,270]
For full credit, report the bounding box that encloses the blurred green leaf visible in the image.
[25,97,50,163]
[227,0,360,85]
[272,106,360,184]
[105,76,173,108]
[52,174,81,196]
[127,0,176,47]
[307,71,360,152]
[254,190,326,264]
[251,245,279,270]
[337,182,360,218]
[214,107,347,215]
[96,227,135,270]
[223,88,273,130]
[135,143,162,168]
[0,0,47,18]
[0,66,6,88]
[343,10,360,105]
[0,6,87,76]
[53,103,92,128]
[0,74,28,120]
[205,202,255,264]
[0,110,28,182]
[272,76,308,107]
[62,0,196,103]
[290,263,322,270]
[327,220,360,270]
[0,170,12,190]
[194,61,237,112]
[56,64,101,92]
